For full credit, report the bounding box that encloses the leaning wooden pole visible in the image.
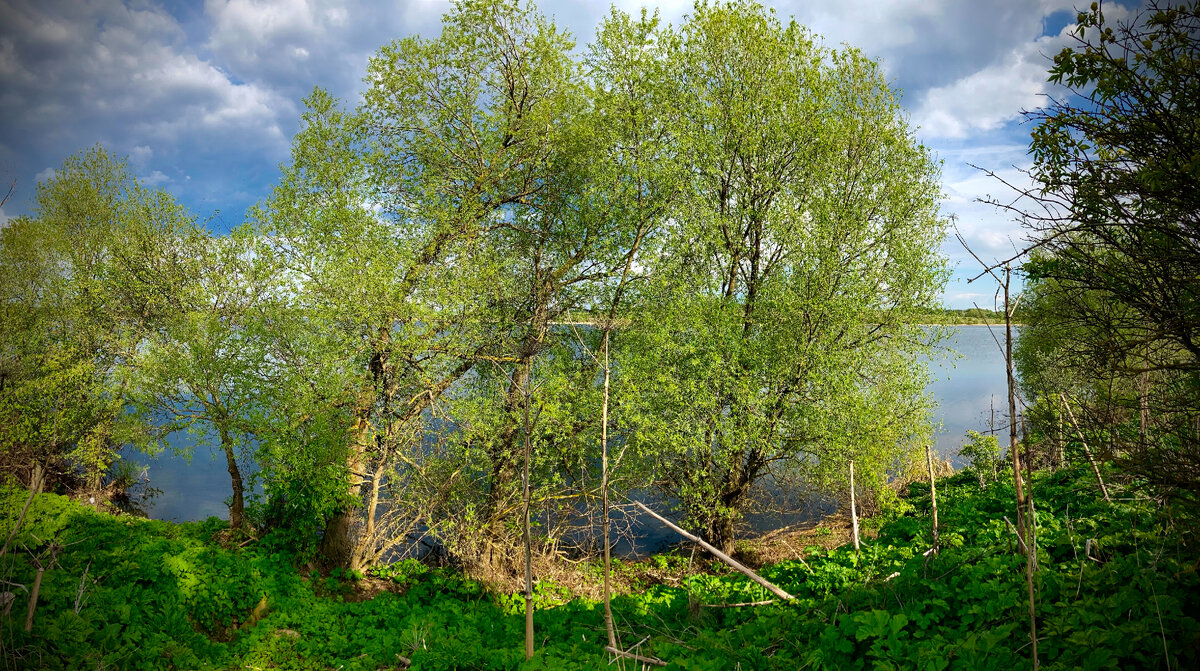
[849,460,860,553]
[522,376,534,661]
[925,445,939,553]
[1004,266,1029,550]
[600,331,617,650]
[1058,393,1111,502]
[1004,264,1038,670]
[632,501,793,601]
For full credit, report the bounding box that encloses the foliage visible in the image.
[615,0,947,552]
[0,146,198,493]
[958,430,1002,488]
[1010,0,1200,500]
[3,461,1197,670]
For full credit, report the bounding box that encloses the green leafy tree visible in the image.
[0,147,197,495]
[131,227,271,531]
[616,1,948,554]
[255,0,585,570]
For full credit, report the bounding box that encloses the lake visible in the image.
[127,325,1016,548]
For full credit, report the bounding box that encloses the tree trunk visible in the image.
[706,512,739,558]
[319,390,371,571]
[218,422,244,532]
[482,358,533,572]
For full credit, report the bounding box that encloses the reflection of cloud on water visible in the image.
[925,325,1014,465]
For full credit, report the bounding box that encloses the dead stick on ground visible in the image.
[631,500,793,601]
[605,646,667,667]
[702,599,777,608]
[1059,393,1111,502]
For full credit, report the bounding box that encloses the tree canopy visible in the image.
[1012,0,1200,500]
[1,0,949,570]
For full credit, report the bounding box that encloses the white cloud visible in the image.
[34,167,56,183]
[143,170,170,186]
[129,144,153,165]
[910,31,1071,139]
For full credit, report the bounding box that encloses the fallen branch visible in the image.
[605,645,667,667]
[1059,393,1111,502]
[701,599,777,608]
[632,500,793,601]
[1004,517,1030,556]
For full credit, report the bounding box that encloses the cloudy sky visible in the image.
[0,0,1143,307]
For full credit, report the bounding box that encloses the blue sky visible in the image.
[0,0,1146,308]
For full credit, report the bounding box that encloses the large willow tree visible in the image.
[616,2,947,554]
[254,0,589,570]
[247,0,947,569]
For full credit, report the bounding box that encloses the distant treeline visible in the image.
[915,307,1007,325]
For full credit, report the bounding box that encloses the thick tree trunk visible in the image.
[218,423,244,532]
[706,513,738,557]
[319,390,371,571]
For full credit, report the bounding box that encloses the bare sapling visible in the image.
[925,445,939,553]
[600,330,617,650]
[522,375,534,661]
[849,460,861,553]
[1004,264,1039,670]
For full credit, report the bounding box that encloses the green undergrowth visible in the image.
[2,464,1198,669]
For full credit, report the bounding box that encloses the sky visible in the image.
[0,0,1145,308]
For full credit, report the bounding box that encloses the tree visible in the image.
[1008,1,1200,500]
[255,0,585,570]
[131,227,271,532]
[0,147,197,496]
[616,1,947,554]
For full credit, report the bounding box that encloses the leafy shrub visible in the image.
[959,430,1002,487]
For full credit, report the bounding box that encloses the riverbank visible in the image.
[2,463,1195,669]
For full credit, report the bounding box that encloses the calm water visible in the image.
[128,326,1015,546]
[927,325,1014,462]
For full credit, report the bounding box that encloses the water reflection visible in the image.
[926,325,1015,463]
[127,326,1015,551]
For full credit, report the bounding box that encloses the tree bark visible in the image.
[218,422,244,532]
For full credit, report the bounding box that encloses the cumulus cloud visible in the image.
[910,30,1072,138]
[0,0,293,217]
[202,0,446,104]
[790,0,1079,92]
